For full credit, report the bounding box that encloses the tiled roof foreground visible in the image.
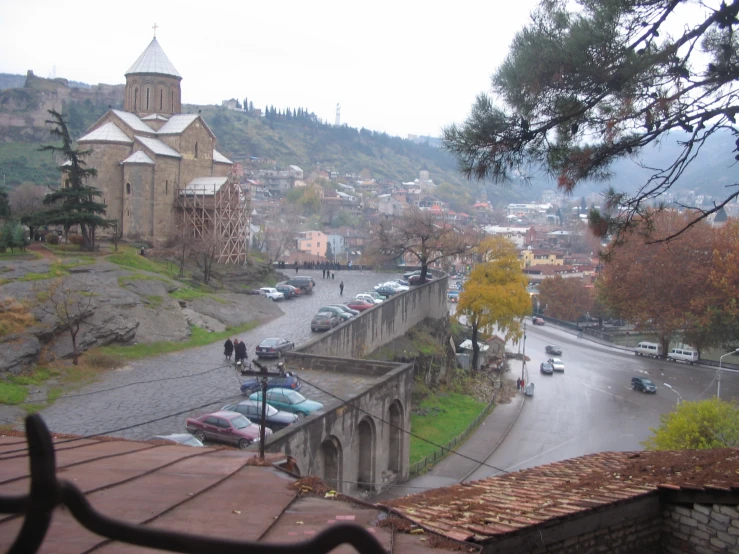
[384,449,739,543]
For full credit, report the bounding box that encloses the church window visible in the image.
[126,183,131,195]
[171,90,174,111]
[134,89,138,111]
[127,209,130,217]
[146,88,150,110]
[195,142,199,159]
[160,89,163,110]
[165,180,168,195]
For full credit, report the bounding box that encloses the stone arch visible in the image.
[387,400,404,474]
[319,436,342,490]
[357,417,375,490]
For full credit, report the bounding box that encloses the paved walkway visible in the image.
[375,390,526,501]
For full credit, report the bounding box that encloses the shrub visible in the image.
[46,233,60,245]
[68,234,84,245]
[0,296,35,337]
[84,351,125,370]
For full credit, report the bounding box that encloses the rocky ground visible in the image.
[0,246,283,375]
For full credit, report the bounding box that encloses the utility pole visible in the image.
[521,319,527,383]
[245,359,284,459]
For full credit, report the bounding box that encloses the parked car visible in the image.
[374,285,399,298]
[255,337,295,358]
[148,433,204,447]
[533,317,545,326]
[346,299,374,311]
[240,372,302,395]
[284,277,314,294]
[276,284,299,298]
[185,411,271,449]
[388,278,410,287]
[259,287,284,301]
[381,281,409,291]
[403,269,422,279]
[318,306,353,320]
[545,345,563,355]
[631,377,657,393]
[249,388,324,417]
[356,292,383,304]
[408,274,434,285]
[311,312,340,331]
[327,304,359,316]
[548,358,565,372]
[540,362,554,375]
[221,400,298,431]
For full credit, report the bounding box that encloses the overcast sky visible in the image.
[0,0,541,138]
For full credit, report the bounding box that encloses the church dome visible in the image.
[125,38,181,78]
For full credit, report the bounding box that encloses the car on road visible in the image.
[545,345,562,355]
[185,411,271,449]
[259,287,284,301]
[374,285,399,298]
[221,399,298,431]
[631,377,657,393]
[148,433,204,447]
[255,337,295,358]
[533,317,545,325]
[311,312,341,331]
[249,388,324,417]
[240,372,302,395]
[276,284,299,298]
[356,292,383,304]
[548,358,565,372]
[540,362,554,375]
[447,290,459,302]
[318,306,353,320]
[346,299,374,311]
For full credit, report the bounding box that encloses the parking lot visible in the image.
[38,269,405,441]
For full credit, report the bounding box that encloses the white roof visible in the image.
[289,165,302,171]
[460,340,490,352]
[77,122,133,144]
[141,114,170,121]
[213,150,232,164]
[125,38,181,78]
[121,151,154,164]
[157,114,199,134]
[135,136,182,158]
[180,177,229,196]
[112,110,155,134]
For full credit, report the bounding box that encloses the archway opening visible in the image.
[357,419,374,490]
[388,401,403,474]
[320,437,342,490]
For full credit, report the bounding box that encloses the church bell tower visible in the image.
[124,34,182,117]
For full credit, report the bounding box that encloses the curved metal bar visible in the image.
[8,414,58,554]
[0,415,389,554]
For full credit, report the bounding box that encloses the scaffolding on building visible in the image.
[177,174,249,265]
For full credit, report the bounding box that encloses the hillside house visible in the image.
[296,230,327,258]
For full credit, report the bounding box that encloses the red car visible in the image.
[185,410,271,449]
[345,299,374,312]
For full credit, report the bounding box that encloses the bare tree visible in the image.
[371,208,482,281]
[11,183,48,240]
[39,278,96,365]
[193,227,222,285]
[266,207,302,262]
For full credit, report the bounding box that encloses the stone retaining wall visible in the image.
[663,502,739,553]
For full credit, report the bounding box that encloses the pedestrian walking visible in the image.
[516,378,521,391]
[332,272,335,279]
[520,379,525,392]
[339,281,344,295]
[224,338,234,361]
[295,265,299,274]
[234,339,248,366]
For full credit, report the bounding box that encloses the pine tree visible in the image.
[39,110,113,251]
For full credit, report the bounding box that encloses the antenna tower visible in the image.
[49,65,56,79]
[335,103,341,126]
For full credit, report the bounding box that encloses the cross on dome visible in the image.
[152,22,158,38]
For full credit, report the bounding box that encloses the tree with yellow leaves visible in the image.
[456,236,531,370]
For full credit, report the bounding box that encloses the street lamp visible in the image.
[717,348,739,400]
[663,383,683,405]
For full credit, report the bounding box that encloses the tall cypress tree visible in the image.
[39,110,112,251]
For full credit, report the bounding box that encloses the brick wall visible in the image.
[663,503,739,553]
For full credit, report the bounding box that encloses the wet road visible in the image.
[464,322,739,481]
[38,269,403,440]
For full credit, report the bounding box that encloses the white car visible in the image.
[548,358,565,372]
[259,287,285,301]
[356,293,383,304]
[381,281,409,292]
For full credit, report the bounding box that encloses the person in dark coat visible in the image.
[234,339,248,365]
[224,338,234,361]
[339,281,344,295]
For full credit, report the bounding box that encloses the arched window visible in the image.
[126,183,131,195]
[194,142,198,159]
[159,89,163,111]
[145,88,150,110]
[171,90,174,111]
[165,180,168,195]
[134,89,138,111]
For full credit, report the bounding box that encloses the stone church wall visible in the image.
[161,123,215,187]
[85,142,130,227]
[122,164,154,238]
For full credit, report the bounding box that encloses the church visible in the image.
[75,36,247,261]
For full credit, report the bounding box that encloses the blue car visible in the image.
[240,372,301,395]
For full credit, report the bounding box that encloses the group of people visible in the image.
[516,378,526,391]
[322,268,335,279]
[224,338,248,365]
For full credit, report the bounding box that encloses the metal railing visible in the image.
[1,415,387,554]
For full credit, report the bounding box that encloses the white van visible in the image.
[667,347,699,365]
[635,342,663,358]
